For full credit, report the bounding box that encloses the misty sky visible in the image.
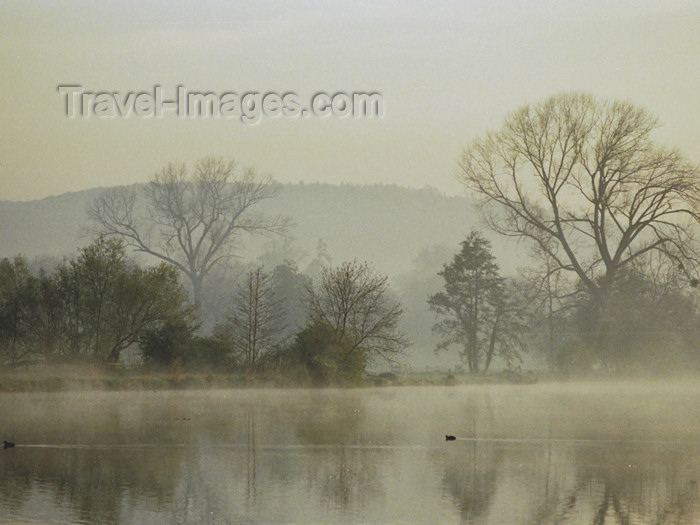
[1,0,699,202]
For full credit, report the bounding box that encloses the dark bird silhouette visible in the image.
[3,440,15,449]
[445,435,456,441]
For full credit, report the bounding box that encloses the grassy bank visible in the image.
[0,371,293,393]
[0,367,539,393]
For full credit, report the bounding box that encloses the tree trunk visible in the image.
[107,345,121,363]
[590,285,612,367]
[546,274,555,372]
[464,343,475,373]
[191,274,204,307]
[484,318,499,372]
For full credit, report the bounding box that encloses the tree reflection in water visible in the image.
[0,385,698,524]
[440,438,699,524]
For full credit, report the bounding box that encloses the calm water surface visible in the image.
[0,382,699,524]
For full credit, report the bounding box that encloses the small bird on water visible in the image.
[445,435,456,441]
[3,440,15,449]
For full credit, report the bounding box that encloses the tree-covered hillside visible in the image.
[0,183,501,277]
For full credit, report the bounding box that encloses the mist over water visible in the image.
[0,382,699,524]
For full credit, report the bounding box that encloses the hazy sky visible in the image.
[2,0,699,201]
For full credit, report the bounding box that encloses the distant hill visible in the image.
[0,188,107,262]
[0,183,508,277]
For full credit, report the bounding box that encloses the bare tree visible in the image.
[520,242,581,370]
[459,93,700,349]
[224,267,284,366]
[305,261,408,364]
[89,157,285,305]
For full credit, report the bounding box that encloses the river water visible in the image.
[0,381,698,524]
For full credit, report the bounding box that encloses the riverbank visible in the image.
[0,367,539,392]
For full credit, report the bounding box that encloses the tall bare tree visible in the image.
[224,267,284,366]
[458,93,700,349]
[89,157,284,305]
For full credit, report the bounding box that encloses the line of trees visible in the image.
[438,93,700,374]
[7,113,699,380]
[428,228,700,375]
[0,248,408,384]
[0,238,194,365]
[0,247,408,383]
[1,157,410,383]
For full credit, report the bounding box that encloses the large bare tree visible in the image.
[458,93,700,345]
[89,157,284,305]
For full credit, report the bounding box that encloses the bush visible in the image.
[186,337,237,372]
[277,321,367,385]
[140,321,236,372]
[140,321,194,367]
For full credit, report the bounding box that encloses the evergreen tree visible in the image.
[429,231,525,372]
